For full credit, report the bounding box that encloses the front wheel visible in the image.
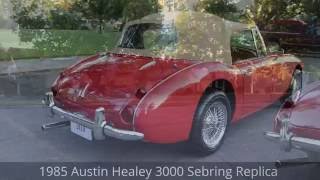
[190,91,231,154]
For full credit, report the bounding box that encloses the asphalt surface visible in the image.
[0,56,319,162]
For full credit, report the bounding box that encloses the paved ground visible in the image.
[0,56,319,162]
[0,104,306,162]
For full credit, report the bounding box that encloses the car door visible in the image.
[250,28,275,106]
[231,29,272,117]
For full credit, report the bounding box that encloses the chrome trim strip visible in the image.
[291,136,320,152]
[265,131,320,153]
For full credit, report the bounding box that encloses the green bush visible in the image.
[0,29,120,60]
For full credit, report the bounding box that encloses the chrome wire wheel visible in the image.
[201,101,228,149]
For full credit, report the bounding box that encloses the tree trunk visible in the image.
[99,18,103,33]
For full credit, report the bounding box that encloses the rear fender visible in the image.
[133,62,242,143]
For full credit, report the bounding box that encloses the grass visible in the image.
[0,29,120,61]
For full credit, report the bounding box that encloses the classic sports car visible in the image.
[261,19,320,51]
[43,12,303,153]
[265,81,320,161]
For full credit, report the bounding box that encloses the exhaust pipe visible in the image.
[275,158,313,168]
[42,121,70,130]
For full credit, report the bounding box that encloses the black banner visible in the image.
[0,162,319,180]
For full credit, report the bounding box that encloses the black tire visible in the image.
[189,91,231,154]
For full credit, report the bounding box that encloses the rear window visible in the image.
[119,23,177,53]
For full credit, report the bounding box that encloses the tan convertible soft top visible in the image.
[111,11,256,64]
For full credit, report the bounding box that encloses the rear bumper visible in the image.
[264,119,320,152]
[42,92,144,141]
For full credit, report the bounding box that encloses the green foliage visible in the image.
[73,0,127,32]
[10,0,52,29]
[49,9,85,30]
[196,0,238,19]
[27,30,119,56]
[0,29,120,60]
[248,0,320,26]
[302,0,320,17]
[122,0,159,21]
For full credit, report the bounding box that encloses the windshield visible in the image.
[118,23,177,54]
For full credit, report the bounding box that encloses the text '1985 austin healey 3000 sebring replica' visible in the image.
[42,12,303,153]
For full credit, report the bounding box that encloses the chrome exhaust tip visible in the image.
[42,121,70,131]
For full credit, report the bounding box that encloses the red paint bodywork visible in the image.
[52,52,302,143]
[274,81,320,140]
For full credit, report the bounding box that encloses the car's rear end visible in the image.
[42,49,197,142]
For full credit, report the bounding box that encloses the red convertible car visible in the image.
[42,12,303,153]
[265,81,320,161]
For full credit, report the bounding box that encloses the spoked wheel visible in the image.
[190,91,231,154]
[202,101,228,149]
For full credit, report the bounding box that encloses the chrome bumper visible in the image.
[42,92,144,141]
[264,119,320,152]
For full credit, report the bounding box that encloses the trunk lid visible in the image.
[55,53,196,103]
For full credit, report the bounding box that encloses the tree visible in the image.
[196,0,238,19]
[50,8,84,30]
[73,0,126,32]
[122,0,159,22]
[247,0,319,27]
[10,0,54,29]
[301,0,320,18]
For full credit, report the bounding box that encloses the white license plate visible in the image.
[70,122,93,141]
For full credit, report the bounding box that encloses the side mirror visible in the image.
[267,42,284,54]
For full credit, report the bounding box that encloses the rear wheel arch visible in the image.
[201,79,236,119]
[187,79,236,153]
[134,65,238,143]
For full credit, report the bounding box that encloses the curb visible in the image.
[0,98,42,108]
[0,56,84,75]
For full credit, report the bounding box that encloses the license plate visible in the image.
[70,122,93,141]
